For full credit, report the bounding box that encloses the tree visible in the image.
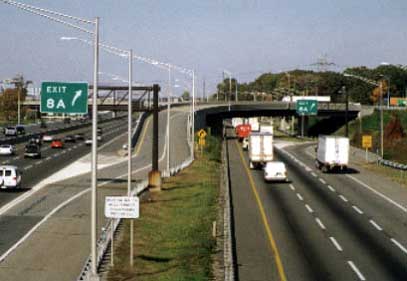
[182,91,190,101]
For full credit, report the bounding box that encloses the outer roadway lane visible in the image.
[227,131,407,281]
[0,108,191,281]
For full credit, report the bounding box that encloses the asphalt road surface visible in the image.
[227,132,407,281]
[0,108,191,281]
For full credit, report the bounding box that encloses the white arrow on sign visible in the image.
[72,90,82,107]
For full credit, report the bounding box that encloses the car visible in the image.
[64,135,76,143]
[29,135,42,146]
[85,138,92,146]
[24,144,41,158]
[0,165,22,189]
[42,134,54,142]
[0,144,16,156]
[74,133,85,140]
[97,127,103,134]
[263,161,288,182]
[16,125,25,135]
[4,127,17,137]
[97,135,103,141]
[242,137,249,150]
[51,139,64,149]
[63,118,71,124]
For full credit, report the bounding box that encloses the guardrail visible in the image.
[378,158,407,171]
[77,114,194,280]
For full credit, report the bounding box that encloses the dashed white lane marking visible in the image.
[352,206,364,215]
[24,165,33,170]
[13,156,19,160]
[53,154,59,158]
[369,220,383,231]
[390,238,407,254]
[2,160,10,164]
[346,174,407,213]
[61,150,66,154]
[327,185,335,192]
[348,261,366,280]
[319,178,326,184]
[46,157,52,161]
[305,166,312,172]
[36,160,43,165]
[289,184,295,191]
[339,195,348,202]
[297,193,304,201]
[305,204,314,213]
[311,172,317,177]
[315,218,326,230]
[329,237,343,252]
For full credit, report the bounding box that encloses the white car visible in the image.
[42,134,54,142]
[263,161,288,182]
[85,135,102,146]
[0,165,22,189]
[0,144,16,156]
[4,127,17,137]
[242,137,249,150]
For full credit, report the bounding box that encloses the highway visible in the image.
[0,108,191,281]
[227,131,407,281]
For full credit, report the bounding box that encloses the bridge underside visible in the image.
[195,104,359,137]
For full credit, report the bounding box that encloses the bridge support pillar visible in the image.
[149,84,162,192]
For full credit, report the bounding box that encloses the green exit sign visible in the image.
[296,99,318,115]
[41,81,88,114]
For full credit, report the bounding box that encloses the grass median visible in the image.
[107,135,221,281]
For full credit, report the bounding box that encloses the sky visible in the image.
[1,0,407,96]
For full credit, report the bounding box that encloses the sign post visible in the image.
[296,99,318,137]
[362,135,372,162]
[105,196,140,267]
[41,81,88,114]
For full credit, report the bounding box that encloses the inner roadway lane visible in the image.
[228,133,407,280]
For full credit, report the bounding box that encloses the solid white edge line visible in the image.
[369,220,383,231]
[347,261,366,280]
[346,174,407,213]
[297,193,304,201]
[352,205,364,215]
[305,204,314,213]
[315,218,326,230]
[339,195,348,202]
[329,237,343,252]
[390,238,407,254]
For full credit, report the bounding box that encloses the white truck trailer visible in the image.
[248,117,260,131]
[248,133,273,169]
[316,135,349,172]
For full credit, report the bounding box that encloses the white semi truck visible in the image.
[248,132,273,169]
[315,135,349,172]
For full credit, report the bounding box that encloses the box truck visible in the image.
[260,124,273,134]
[232,118,244,128]
[248,117,260,131]
[249,133,273,169]
[315,135,349,172]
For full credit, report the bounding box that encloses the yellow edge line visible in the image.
[134,117,151,156]
[235,140,288,281]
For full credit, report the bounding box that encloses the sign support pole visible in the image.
[366,147,368,163]
[301,115,304,137]
[110,219,114,267]
[90,16,100,281]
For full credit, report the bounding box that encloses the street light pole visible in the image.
[90,16,100,281]
[17,86,21,125]
[127,49,134,267]
[380,81,384,158]
[166,65,171,173]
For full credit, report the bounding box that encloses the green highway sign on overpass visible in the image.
[41,82,88,114]
[296,99,318,115]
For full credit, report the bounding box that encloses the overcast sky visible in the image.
[1,0,406,96]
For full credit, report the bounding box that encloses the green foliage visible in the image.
[214,64,407,104]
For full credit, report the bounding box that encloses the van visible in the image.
[0,165,22,189]
[4,127,17,137]
[263,161,288,182]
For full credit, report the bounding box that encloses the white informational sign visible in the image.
[105,196,139,219]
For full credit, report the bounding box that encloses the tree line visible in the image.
[214,64,407,104]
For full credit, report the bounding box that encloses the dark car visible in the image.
[16,125,25,135]
[74,133,85,141]
[24,144,41,158]
[29,135,42,146]
[63,118,71,124]
[64,135,76,143]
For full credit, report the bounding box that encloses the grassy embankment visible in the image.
[336,110,407,164]
[107,134,221,281]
